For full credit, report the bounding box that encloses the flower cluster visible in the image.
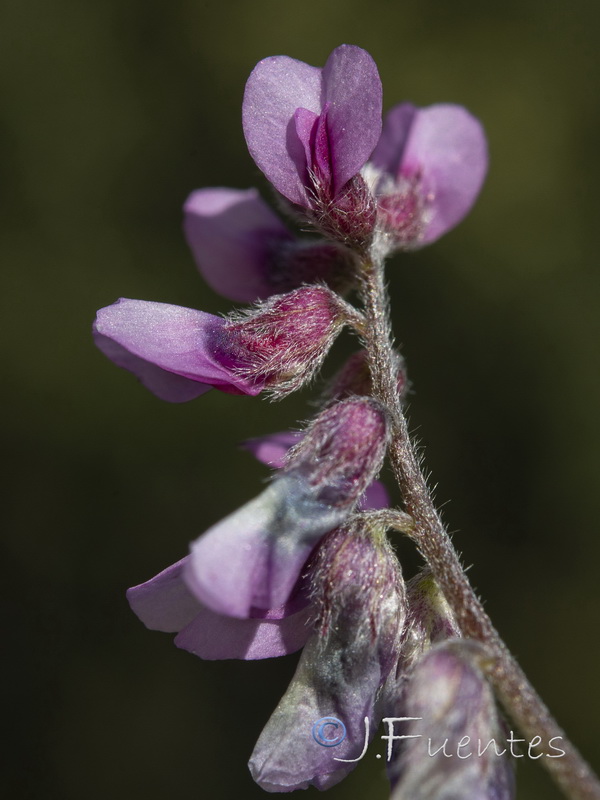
[95,44,512,798]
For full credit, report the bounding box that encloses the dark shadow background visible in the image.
[2,1,599,798]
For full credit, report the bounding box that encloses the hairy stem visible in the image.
[358,254,600,800]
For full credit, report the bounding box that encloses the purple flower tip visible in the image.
[243,45,382,209]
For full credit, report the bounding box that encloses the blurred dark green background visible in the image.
[2,1,599,798]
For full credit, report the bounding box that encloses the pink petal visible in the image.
[370,102,418,175]
[358,480,390,511]
[241,431,303,469]
[183,475,346,618]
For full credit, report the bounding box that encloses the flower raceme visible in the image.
[93,285,348,402]
[100,42,505,800]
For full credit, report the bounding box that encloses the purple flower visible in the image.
[93,286,346,402]
[249,520,406,791]
[242,44,382,211]
[183,187,356,302]
[369,103,488,248]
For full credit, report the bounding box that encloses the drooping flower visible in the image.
[387,640,515,800]
[183,187,356,302]
[249,517,406,791]
[128,396,389,641]
[93,285,347,402]
[368,102,488,250]
[243,44,382,246]
[184,397,389,617]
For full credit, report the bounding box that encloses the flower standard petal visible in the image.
[93,298,264,399]
[370,102,418,175]
[183,187,293,303]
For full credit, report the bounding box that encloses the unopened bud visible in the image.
[224,285,346,397]
[323,349,408,403]
[400,568,462,669]
[285,396,389,507]
[310,515,406,676]
[389,640,515,800]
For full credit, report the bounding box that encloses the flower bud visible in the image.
[322,348,408,403]
[311,516,406,677]
[285,396,389,507]
[400,568,462,669]
[224,285,347,398]
[388,640,515,800]
[249,517,406,792]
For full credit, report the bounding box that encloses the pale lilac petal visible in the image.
[370,102,418,175]
[243,55,321,205]
[126,556,202,632]
[94,333,212,402]
[400,104,488,243]
[321,44,383,194]
[93,298,263,398]
[241,431,303,469]
[174,604,312,660]
[184,474,347,618]
[358,479,390,511]
[183,188,292,303]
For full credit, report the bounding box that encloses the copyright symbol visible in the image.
[312,716,347,747]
